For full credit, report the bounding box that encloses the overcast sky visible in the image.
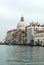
[0,0,44,41]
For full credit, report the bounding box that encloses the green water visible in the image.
[0,45,44,65]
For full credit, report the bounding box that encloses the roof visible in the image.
[7,29,17,33]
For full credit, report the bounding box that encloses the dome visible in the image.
[17,15,26,30]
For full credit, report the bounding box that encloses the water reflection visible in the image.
[0,45,44,65]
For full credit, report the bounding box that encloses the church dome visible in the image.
[17,15,26,30]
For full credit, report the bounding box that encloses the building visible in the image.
[6,29,17,44]
[15,30,26,44]
[16,15,26,44]
[5,15,44,46]
[26,22,44,46]
[17,15,26,30]
[6,15,26,44]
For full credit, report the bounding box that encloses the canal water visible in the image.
[0,45,44,65]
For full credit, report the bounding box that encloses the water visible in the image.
[0,45,44,65]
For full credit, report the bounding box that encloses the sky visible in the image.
[0,0,44,41]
